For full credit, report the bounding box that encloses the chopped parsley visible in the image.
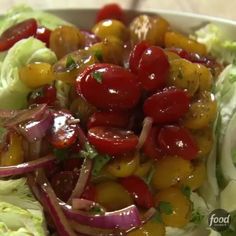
[159,201,173,215]
[181,185,191,198]
[53,148,68,161]
[92,71,103,84]
[89,205,103,215]
[79,142,98,159]
[94,50,103,61]
[92,154,111,176]
[66,55,77,70]
[190,209,204,224]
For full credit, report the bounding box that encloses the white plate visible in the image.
[48,8,236,39]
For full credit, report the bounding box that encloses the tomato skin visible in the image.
[87,126,138,156]
[129,41,150,74]
[119,176,154,209]
[157,125,199,160]
[137,46,169,91]
[35,26,51,47]
[79,64,141,110]
[63,158,83,172]
[87,111,130,129]
[0,19,37,51]
[143,88,190,124]
[142,126,163,160]
[47,110,78,149]
[96,3,125,23]
[81,184,97,201]
[28,84,56,105]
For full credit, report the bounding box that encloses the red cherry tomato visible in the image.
[79,64,141,110]
[48,110,78,149]
[50,171,77,202]
[87,126,138,156]
[35,26,51,47]
[0,19,37,51]
[129,41,150,73]
[87,111,130,129]
[157,125,199,160]
[119,176,154,208]
[80,30,100,48]
[81,183,97,201]
[143,87,190,124]
[96,3,125,23]
[142,126,163,160]
[28,84,57,105]
[137,46,169,91]
[63,158,83,172]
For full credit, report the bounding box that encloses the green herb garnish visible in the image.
[92,71,103,84]
[181,185,191,198]
[66,55,77,70]
[79,142,98,159]
[92,154,111,176]
[152,211,163,223]
[190,209,204,224]
[94,50,103,61]
[53,148,68,161]
[89,205,103,215]
[159,201,173,215]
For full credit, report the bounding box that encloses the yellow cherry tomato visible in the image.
[49,25,85,59]
[134,161,152,178]
[92,19,129,42]
[196,64,213,91]
[89,36,124,65]
[129,14,169,46]
[191,128,214,158]
[1,132,24,166]
[155,187,192,228]
[164,31,207,55]
[180,161,206,190]
[95,181,133,211]
[19,62,54,89]
[165,50,181,61]
[152,156,193,190]
[106,152,139,178]
[168,59,200,96]
[183,91,217,130]
[127,221,165,236]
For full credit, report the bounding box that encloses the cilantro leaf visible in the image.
[94,50,103,61]
[92,71,103,84]
[66,55,77,70]
[53,148,68,161]
[92,154,111,176]
[89,205,103,215]
[159,201,173,215]
[181,185,191,198]
[190,209,204,224]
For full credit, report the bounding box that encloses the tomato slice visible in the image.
[87,111,130,129]
[0,19,37,51]
[142,126,163,160]
[119,176,154,209]
[63,158,83,172]
[143,87,190,124]
[47,110,78,149]
[35,26,51,47]
[87,126,138,156]
[81,183,97,201]
[96,3,125,23]
[157,125,199,160]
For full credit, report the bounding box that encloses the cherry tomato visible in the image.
[47,110,78,149]
[63,158,83,172]
[0,18,37,51]
[96,3,125,23]
[80,30,100,48]
[50,171,77,202]
[87,126,138,156]
[119,175,154,208]
[129,41,150,73]
[35,26,51,47]
[142,127,163,160]
[78,64,141,110]
[87,111,130,129]
[81,183,97,201]
[28,84,57,105]
[137,46,169,91]
[157,125,198,160]
[143,88,190,124]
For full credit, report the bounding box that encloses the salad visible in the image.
[0,3,235,236]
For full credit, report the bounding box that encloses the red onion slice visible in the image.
[61,203,142,231]
[72,198,104,212]
[0,109,19,119]
[5,104,47,127]
[0,154,55,177]
[136,117,153,150]
[18,110,53,143]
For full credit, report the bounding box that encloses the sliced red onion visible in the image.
[5,104,47,127]
[36,172,77,236]
[61,203,142,231]
[0,154,55,177]
[72,198,104,212]
[136,117,153,150]
[67,158,92,203]
[0,109,19,118]
[142,207,157,224]
[28,140,42,160]
[17,110,53,143]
